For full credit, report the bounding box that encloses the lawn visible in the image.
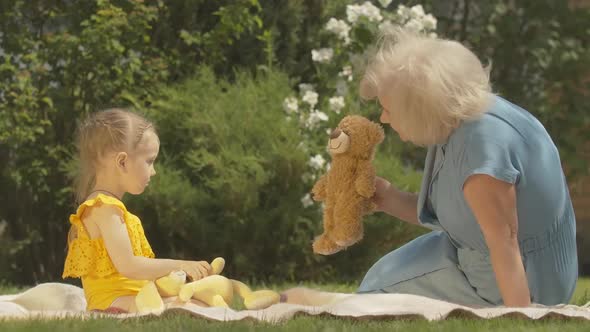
[1,279,589,331]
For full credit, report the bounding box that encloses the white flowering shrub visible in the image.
[282,1,438,207]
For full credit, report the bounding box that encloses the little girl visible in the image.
[62,108,211,313]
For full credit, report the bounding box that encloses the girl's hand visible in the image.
[180,260,212,281]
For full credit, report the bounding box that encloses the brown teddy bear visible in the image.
[311,115,384,255]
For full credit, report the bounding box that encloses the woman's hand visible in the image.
[180,260,212,281]
[372,176,394,212]
[371,176,421,226]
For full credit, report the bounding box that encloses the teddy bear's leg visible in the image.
[312,234,343,255]
[178,275,234,305]
[323,204,336,233]
[193,289,230,308]
[313,205,344,255]
[155,270,187,297]
[135,281,165,313]
[231,280,280,310]
[210,257,225,275]
[330,201,364,247]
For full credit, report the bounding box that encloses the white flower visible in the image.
[360,2,383,22]
[42,63,53,71]
[298,83,314,94]
[338,65,353,81]
[302,90,319,108]
[306,110,329,129]
[404,19,424,32]
[422,14,437,30]
[346,4,361,23]
[301,193,314,208]
[56,59,67,67]
[347,2,383,24]
[315,110,329,121]
[49,81,60,89]
[396,5,412,20]
[340,65,352,76]
[378,0,392,8]
[325,18,351,44]
[311,48,334,63]
[429,32,438,38]
[309,154,326,170]
[282,96,299,114]
[410,4,425,18]
[329,96,345,114]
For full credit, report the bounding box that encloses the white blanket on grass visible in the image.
[1,283,589,322]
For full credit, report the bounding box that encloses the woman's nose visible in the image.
[330,128,341,139]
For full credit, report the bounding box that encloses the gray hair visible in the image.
[360,27,493,146]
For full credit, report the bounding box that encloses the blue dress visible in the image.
[357,96,578,306]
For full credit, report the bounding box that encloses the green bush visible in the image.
[0,0,321,285]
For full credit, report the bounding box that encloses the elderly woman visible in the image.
[283,29,578,307]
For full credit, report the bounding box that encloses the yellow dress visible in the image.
[62,194,155,310]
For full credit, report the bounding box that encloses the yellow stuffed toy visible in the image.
[311,115,384,255]
[135,257,280,313]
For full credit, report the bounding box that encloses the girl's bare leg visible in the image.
[280,287,352,306]
[109,295,137,312]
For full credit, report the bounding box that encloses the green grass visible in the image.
[1,279,589,331]
[2,315,590,332]
[572,278,590,306]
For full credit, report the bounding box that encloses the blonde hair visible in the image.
[74,108,155,204]
[360,27,493,146]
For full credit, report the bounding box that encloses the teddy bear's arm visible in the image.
[355,161,376,198]
[312,174,328,201]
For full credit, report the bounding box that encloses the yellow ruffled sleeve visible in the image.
[62,194,155,279]
[126,214,155,259]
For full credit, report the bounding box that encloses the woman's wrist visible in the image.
[381,184,398,214]
[387,186,420,225]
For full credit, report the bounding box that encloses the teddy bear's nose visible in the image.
[330,128,341,139]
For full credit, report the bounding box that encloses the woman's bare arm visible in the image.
[463,174,531,307]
